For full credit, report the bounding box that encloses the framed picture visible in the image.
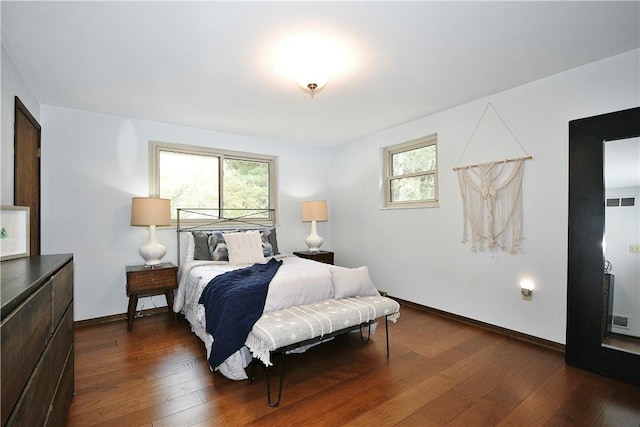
[1,206,30,261]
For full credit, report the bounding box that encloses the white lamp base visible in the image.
[305,220,324,252]
[139,225,167,266]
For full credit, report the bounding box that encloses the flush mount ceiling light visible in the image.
[272,33,353,98]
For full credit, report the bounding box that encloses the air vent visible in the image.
[613,315,629,328]
[606,197,635,207]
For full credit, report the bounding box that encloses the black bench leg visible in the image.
[360,317,390,357]
[385,315,390,357]
[360,322,372,343]
[360,316,389,357]
[249,359,257,383]
[265,352,286,407]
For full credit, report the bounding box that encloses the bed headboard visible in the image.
[176,208,276,265]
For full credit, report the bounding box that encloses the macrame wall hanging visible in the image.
[454,103,532,254]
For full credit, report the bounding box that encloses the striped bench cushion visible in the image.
[245,296,400,366]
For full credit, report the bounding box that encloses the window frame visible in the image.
[382,134,439,209]
[149,141,278,226]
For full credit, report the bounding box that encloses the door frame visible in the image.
[13,96,41,256]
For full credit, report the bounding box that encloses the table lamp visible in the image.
[301,200,328,252]
[131,197,171,266]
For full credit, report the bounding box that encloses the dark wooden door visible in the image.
[14,97,41,256]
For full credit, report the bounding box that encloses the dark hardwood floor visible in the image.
[68,305,640,426]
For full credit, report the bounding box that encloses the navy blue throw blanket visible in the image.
[198,258,283,369]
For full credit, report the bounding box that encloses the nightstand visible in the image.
[293,250,334,265]
[125,262,178,331]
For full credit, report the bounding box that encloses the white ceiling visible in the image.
[2,1,639,147]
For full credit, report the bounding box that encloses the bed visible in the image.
[172,209,385,381]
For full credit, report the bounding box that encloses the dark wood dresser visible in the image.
[1,254,74,426]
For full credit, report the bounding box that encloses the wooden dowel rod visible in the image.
[453,155,532,171]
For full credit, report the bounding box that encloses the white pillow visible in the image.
[184,232,195,263]
[224,231,266,265]
[330,266,379,299]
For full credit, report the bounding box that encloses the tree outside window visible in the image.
[150,142,276,223]
[383,134,438,208]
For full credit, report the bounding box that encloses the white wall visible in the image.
[40,107,331,321]
[6,36,639,342]
[1,43,41,204]
[329,49,640,345]
[605,185,640,337]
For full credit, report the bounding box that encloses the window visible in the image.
[383,134,438,208]
[149,141,277,224]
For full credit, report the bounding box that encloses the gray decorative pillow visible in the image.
[260,228,279,256]
[192,232,213,261]
[209,232,229,261]
[212,243,229,261]
[210,232,226,248]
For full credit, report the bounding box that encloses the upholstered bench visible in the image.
[245,295,400,406]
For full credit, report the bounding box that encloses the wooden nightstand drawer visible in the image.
[126,263,177,294]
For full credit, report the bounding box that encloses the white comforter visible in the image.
[173,254,335,380]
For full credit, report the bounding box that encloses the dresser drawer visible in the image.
[6,342,54,427]
[46,345,74,427]
[51,306,73,385]
[52,262,73,329]
[1,281,52,426]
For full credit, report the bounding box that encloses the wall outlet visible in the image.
[629,245,640,253]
